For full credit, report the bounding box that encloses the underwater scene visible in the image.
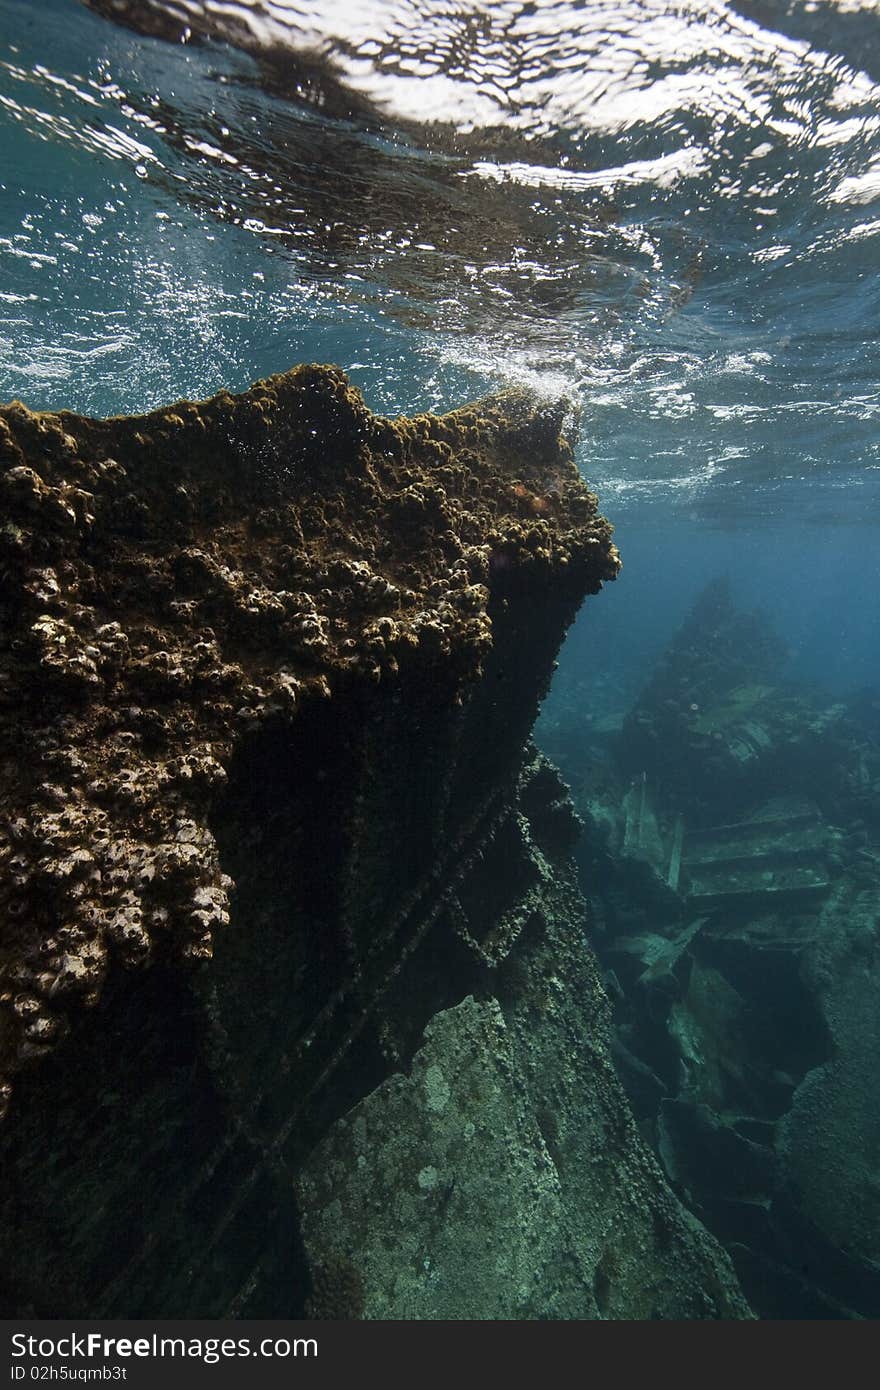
[0,0,879,1324]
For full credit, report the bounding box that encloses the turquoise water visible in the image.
[2,0,880,1319]
[2,0,878,691]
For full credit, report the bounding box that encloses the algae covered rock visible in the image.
[297,996,573,1319]
[0,365,617,1114]
[0,365,748,1320]
[298,976,749,1320]
[295,752,750,1322]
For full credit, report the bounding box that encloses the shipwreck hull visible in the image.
[0,368,748,1318]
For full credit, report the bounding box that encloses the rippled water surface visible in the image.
[1,0,878,669]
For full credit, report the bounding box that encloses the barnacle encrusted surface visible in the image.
[0,364,618,1113]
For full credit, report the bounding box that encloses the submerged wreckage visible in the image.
[0,367,749,1318]
[542,579,880,1319]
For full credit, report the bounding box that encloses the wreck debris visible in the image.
[543,579,880,1317]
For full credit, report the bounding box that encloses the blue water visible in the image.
[2,0,878,716]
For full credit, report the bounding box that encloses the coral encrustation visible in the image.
[0,364,618,1114]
